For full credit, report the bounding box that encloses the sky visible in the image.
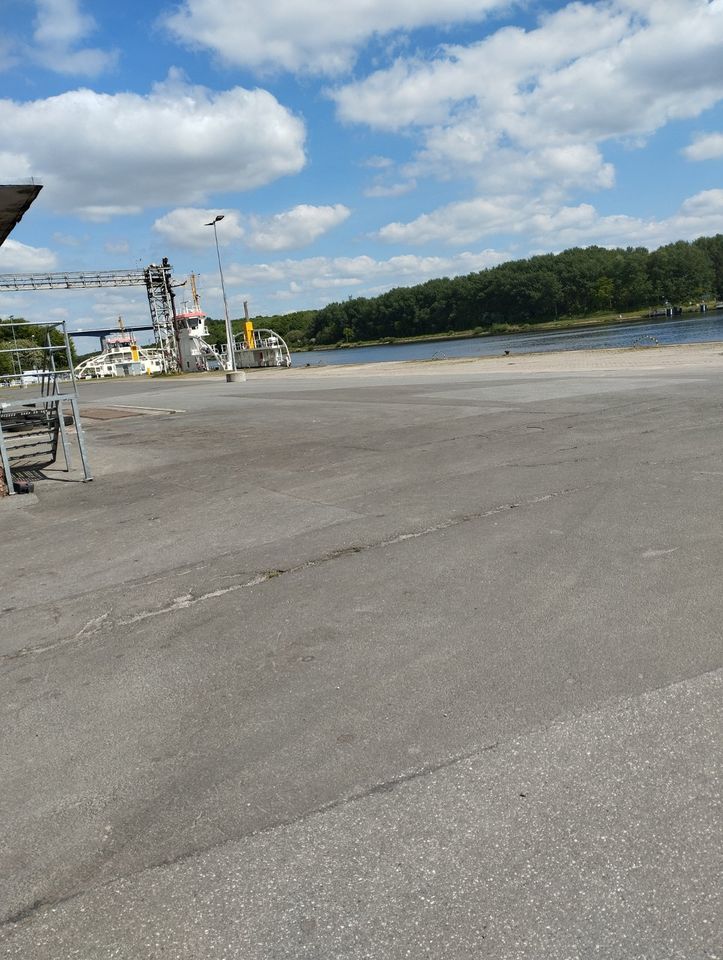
[0,0,722,343]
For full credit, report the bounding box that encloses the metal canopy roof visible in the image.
[0,184,42,248]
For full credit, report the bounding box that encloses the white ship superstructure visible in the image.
[216,322,291,369]
[176,304,222,372]
[74,334,163,379]
[179,278,291,372]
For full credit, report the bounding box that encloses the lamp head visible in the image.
[205,214,225,226]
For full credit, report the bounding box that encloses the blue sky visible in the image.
[1,0,722,341]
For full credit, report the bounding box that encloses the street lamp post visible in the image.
[205,214,242,378]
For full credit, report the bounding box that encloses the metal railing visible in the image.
[0,318,92,495]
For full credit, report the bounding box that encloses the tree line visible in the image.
[211,234,723,348]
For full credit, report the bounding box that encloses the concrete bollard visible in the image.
[226,370,247,383]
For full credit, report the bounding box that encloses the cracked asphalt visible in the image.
[1,353,722,958]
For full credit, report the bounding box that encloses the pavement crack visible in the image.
[2,900,44,928]
[3,486,578,659]
[1,612,111,662]
[118,574,271,627]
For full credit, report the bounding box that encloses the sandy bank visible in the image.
[239,341,723,380]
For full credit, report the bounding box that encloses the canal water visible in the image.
[292,311,723,367]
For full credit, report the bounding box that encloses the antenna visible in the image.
[190,273,201,311]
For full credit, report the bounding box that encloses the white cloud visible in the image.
[68,290,156,332]
[104,240,130,255]
[528,190,723,251]
[0,239,58,272]
[0,37,19,73]
[408,132,614,195]
[247,204,350,251]
[333,2,631,130]
[364,156,394,169]
[683,131,723,161]
[0,152,34,181]
[221,249,506,306]
[335,0,723,134]
[80,206,142,223]
[0,71,306,219]
[34,0,93,48]
[32,0,117,76]
[379,196,528,245]
[377,189,723,251]
[163,0,509,75]
[362,155,417,199]
[52,232,83,246]
[153,208,245,251]
[364,181,417,198]
[332,0,723,193]
[671,189,723,235]
[153,203,348,252]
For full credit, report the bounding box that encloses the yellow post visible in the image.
[130,344,140,362]
[244,321,254,350]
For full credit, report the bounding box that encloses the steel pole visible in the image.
[212,220,236,372]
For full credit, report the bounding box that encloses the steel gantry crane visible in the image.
[0,257,181,372]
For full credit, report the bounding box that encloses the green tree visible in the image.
[595,276,614,310]
[692,234,723,297]
[648,241,715,304]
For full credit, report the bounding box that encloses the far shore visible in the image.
[290,305,721,354]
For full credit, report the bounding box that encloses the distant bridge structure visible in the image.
[69,326,155,348]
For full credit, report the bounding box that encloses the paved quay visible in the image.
[1,345,722,958]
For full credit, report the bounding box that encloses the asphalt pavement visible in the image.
[1,359,721,958]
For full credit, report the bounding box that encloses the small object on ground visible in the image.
[13,479,34,494]
[504,349,510,355]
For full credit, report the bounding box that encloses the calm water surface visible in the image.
[292,311,723,367]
